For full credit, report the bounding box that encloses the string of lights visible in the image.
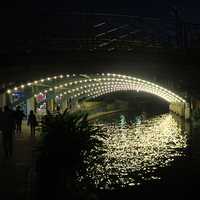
[6,73,186,104]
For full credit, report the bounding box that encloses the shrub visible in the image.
[35,109,103,199]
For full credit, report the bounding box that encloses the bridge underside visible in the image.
[0,73,189,119]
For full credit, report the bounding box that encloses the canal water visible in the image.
[80,112,200,199]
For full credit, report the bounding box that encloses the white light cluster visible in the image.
[6,73,74,94]
[53,82,182,103]
[8,73,186,104]
[52,80,185,103]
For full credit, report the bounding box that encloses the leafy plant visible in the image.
[35,109,103,198]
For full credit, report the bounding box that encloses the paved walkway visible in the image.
[0,121,40,200]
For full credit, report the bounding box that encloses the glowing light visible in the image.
[8,73,186,105]
[7,89,11,94]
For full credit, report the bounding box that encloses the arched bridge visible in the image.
[2,73,190,119]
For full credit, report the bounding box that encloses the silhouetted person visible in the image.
[15,106,25,135]
[27,110,37,136]
[56,105,61,114]
[1,106,15,158]
[0,107,3,133]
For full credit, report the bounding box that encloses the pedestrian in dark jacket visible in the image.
[0,107,3,133]
[28,110,37,136]
[15,106,25,135]
[1,105,15,158]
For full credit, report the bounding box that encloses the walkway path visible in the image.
[0,121,39,200]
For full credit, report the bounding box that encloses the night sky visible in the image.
[1,0,200,41]
[28,0,200,22]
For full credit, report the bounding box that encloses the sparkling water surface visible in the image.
[82,113,189,189]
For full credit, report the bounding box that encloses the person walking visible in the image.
[0,107,3,135]
[15,106,25,135]
[1,105,15,159]
[27,110,37,136]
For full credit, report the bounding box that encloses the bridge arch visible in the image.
[4,73,187,117]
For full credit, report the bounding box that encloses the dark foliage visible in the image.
[35,109,103,199]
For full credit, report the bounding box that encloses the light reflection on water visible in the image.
[83,114,189,189]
